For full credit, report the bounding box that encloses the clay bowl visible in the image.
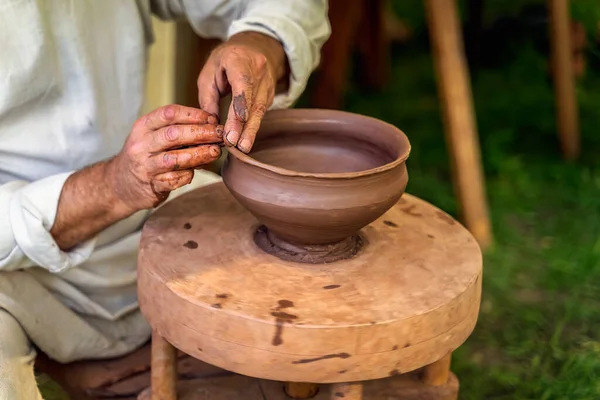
[221,109,411,246]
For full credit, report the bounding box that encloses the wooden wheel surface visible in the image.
[138,182,482,383]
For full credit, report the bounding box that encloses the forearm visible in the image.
[50,158,133,250]
[0,172,101,272]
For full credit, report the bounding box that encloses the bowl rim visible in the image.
[227,109,411,179]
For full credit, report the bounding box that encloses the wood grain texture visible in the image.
[422,354,451,386]
[151,331,177,400]
[424,0,492,249]
[138,182,482,383]
[330,382,363,400]
[548,0,580,160]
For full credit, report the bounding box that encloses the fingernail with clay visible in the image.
[209,145,221,157]
[226,130,240,146]
[239,139,252,153]
[216,126,224,138]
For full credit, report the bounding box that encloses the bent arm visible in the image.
[0,160,133,273]
[0,173,92,272]
[151,0,331,108]
[49,159,134,250]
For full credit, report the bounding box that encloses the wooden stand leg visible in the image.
[424,0,492,249]
[356,0,390,90]
[422,354,457,400]
[330,382,363,400]
[284,382,319,399]
[310,0,363,109]
[548,0,580,160]
[151,330,177,400]
[422,354,452,386]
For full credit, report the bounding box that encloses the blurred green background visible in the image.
[305,0,600,398]
[40,1,600,399]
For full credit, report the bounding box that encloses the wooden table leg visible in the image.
[424,0,492,249]
[151,330,177,400]
[310,0,363,109]
[356,0,390,90]
[284,382,319,398]
[548,0,580,160]
[422,354,456,400]
[330,382,363,400]
[422,353,451,386]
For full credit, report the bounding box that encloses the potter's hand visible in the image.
[197,32,289,153]
[109,105,224,211]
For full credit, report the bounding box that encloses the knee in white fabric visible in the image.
[0,309,41,400]
[0,309,35,361]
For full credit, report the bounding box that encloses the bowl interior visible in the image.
[230,109,410,178]
[250,132,393,174]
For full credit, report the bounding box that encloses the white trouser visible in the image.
[0,309,42,400]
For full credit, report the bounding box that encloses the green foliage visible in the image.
[338,1,600,398]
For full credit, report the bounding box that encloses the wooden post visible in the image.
[151,331,177,400]
[330,382,363,400]
[310,0,363,109]
[548,0,580,160]
[422,353,452,386]
[356,0,390,90]
[284,382,319,399]
[424,0,492,249]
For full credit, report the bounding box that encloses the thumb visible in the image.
[198,64,226,120]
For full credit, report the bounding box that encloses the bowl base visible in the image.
[253,226,364,264]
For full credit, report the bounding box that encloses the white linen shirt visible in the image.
[0,0,330,320]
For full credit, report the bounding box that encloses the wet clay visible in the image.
[249,132,395,174]
[254,225,364,264]
[221,109,411,260]
[233,93,248,122]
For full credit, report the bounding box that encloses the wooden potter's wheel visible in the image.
[138,182,482,399]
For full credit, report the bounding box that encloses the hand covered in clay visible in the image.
[197,32,288,153]
[108,105,224,211]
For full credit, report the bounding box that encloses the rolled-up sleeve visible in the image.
[150,0,331,108]
[0,173,97,273]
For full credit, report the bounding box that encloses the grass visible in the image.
[37,374,67,400]
[40,1,600,399]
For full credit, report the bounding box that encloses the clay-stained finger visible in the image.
[237,79,271,153]
[223,99,245,148]
[150,145,222,174]
[151,170,194,194]
[142,105,218,131]
[223,57,255,147]
[150,124,224,152]
[197,62,228,119]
